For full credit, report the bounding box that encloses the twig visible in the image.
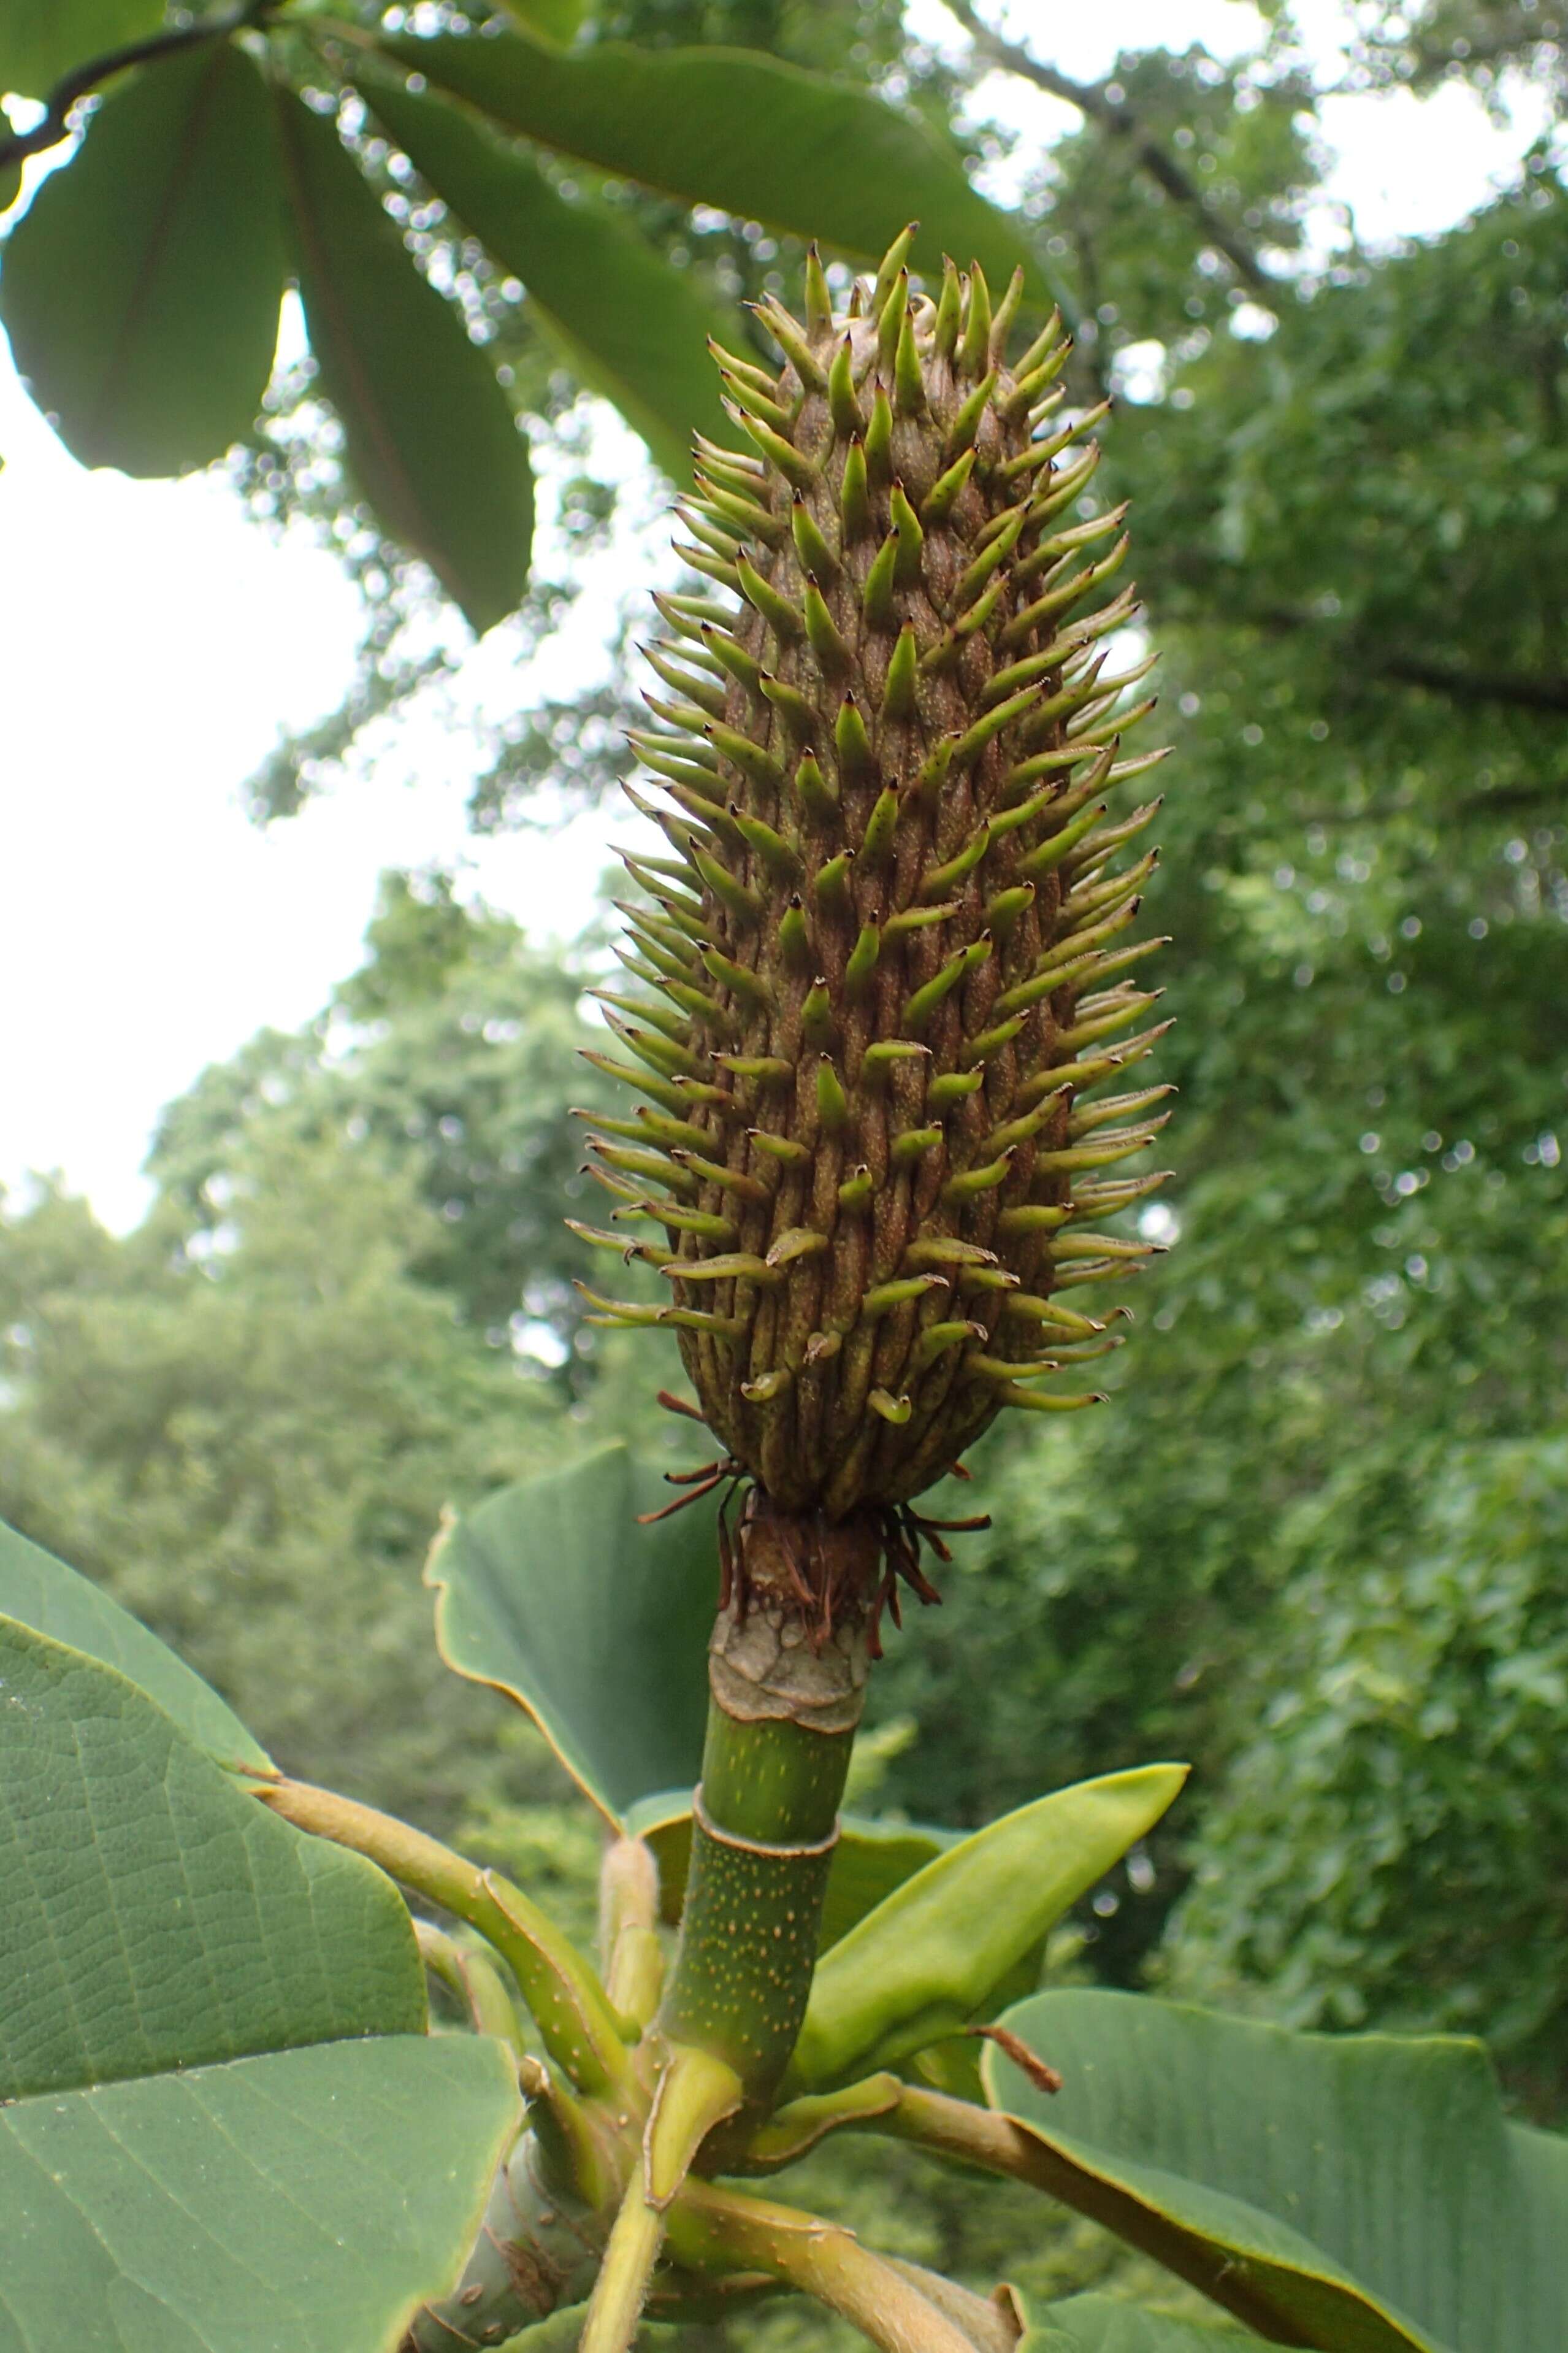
[670,2179,984,2353]
[1375,656,1568,718]
[578,2160,667,2353]
[1168,573,1568,720]
[941,0,1275,298]
[251,1772,631,2095]
[0,0,275,174]
[966,2022,1062,2096]
[1263,618,1568,716]
[866,2083,1298,2342]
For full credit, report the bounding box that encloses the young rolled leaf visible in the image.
[374,26,1046,296]
[272,84,534,634]
[983,1991,1568,2352]
[0,40,286,474]
[361,69,735,483]
[0,1516,271,1771]
[425,1443,715,1825]
[786,1766,1186,2092]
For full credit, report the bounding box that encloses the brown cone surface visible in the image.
[576,237,1172,1516]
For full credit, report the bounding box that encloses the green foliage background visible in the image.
[1,0,1565,2327]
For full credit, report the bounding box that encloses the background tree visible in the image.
[1,0,1564,2167]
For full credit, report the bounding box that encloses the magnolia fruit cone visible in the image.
[576,231,1173,1519]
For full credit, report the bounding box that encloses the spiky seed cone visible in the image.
[577,234,1173,1519]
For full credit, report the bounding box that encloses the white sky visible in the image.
[1,2,1559,1229]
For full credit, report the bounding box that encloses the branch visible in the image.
[1459,777,1568,817]
[1258,615,1568,716]
[253,1773,632,2095]
[0,0,275,174]
[1376,655,1568,717]
[670,2179,988,2353]
[941,0,1275,297]
[1327,13,1555,100]
[866,2082,1304,2344]
[1283,778,1568,827]
[885,2260,1020,2353]
[1169,575,1568,719]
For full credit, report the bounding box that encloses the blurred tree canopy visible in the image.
[1,0,1565,2173]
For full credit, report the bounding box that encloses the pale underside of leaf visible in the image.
[0,1614,424,2102]
[0,40,286,475]
[360,69,735,483]
[375,28,1048,299]
[0,1517,270,1770]
[271,83,534,634]
[0,2036,519,2353]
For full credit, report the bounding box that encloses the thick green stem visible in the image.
[657,1710,849,2097]
[405,2119,606,2353]
[657,1496,881,2105]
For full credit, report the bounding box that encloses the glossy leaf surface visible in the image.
[0,2034,518,2353]
[787,1767,1186,2090]
[985,1992,1568,2352]
[272,85,533,634]
[0,1516,270,1770]
[375,29,1045,297]
[0,41,285,474]
[427,1442,714,1824]
[363,72,732,483]
[0,0,166,99]
[0,1616,423,2100]
[1018,2292,1266,2350]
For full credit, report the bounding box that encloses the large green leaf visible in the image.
[786,1767,1186,2093]
[0,0,166,99]
[0,1616,423,2099]
[426,1442,716,1824]
[0,1614,521,2346]
[984,1992,1568,2352]
[1019,2292,1265,2350]
[362,71,731,485]
[272,85,533,634]
[0,1516,270,1770]
[375,28,1046,300]
[0,40,285,474]
[0,2033,519,2353]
